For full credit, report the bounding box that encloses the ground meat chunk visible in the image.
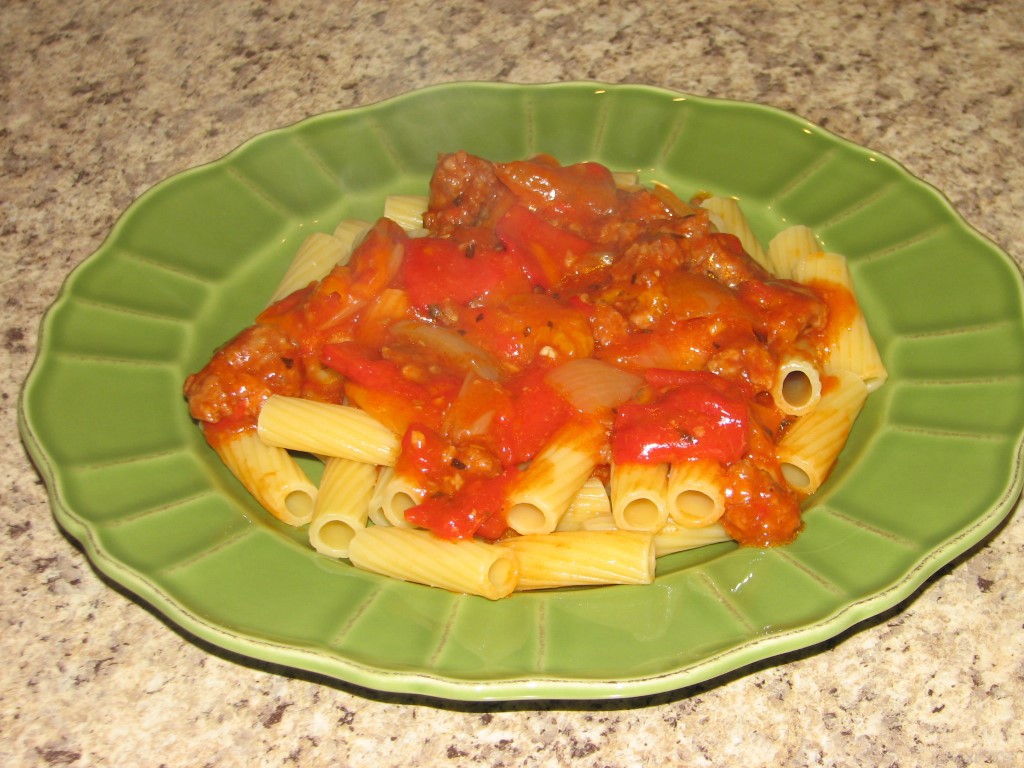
[184,324,302,425]
[423,151,514,238]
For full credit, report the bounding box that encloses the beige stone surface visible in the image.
[2,1,1022,766]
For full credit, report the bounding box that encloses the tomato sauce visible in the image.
[184,151,836,546]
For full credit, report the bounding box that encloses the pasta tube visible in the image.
[505,419,607,535]
[771,355,823,417]
[213,430,317,527]
[700,195,771,270]
[666,459,726,528]
[580,514,616,531]
[271,231,349,303]
[257,395,400,466]
[367,465,395,526]
[383,194,429,232]
[767,224,819,279]
[556,476,612,531]
[610,461,669,532]
[654,521,733,557]
[348,526,518,600]
[308,457,377,558]
[793,251,888,391]
[777,369,868,493]
[332,218,372,250]
[380,469,425,528]
[499,530,656,590]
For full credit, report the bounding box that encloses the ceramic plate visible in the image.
[20,82,1024,701]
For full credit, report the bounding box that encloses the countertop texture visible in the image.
[3,1,1023,766]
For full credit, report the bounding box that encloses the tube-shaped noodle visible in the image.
[771,355,823,417]
[610,461,669,532]
[500,530,656,590]
[257,395,400,465]
[505,419,606,535]
[213,430,317,526]
[667,459,726,528]
[308,457,377,558]
[777,369,868,493]
[349,526,518,600]
[556,476,612,531]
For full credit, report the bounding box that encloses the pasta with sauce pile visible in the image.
[183,151,885,599]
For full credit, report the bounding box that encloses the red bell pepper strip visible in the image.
[611,370,750,465]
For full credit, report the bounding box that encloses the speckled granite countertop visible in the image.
[3,1,1023,765]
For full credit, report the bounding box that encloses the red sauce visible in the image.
[611,371,750,466]
[184,151,839,546]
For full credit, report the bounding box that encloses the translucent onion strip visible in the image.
[545,358,643,414]
[389,320,501,381]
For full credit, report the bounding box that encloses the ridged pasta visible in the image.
[380,469,425,528]
[556,476,612,531]
[499,530,656,590]
[213,430,317,527]
[349,526,518,600]
[777,369,868,493]
[654,522,733,557]
[367,466,396,526]
[257,395,400,465]
[700,195,771,270]
[505,419,606,535]
[270,231,351,303]
[771,354,823,417]
[666,459,726,528]
[610,461,669,532]
[383,194,429,232]
[792,251,888,391]
[332,218,372,250]
[308,457,377,558]
[767,224,819,279]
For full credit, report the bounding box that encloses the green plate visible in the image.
[20,82,1024,701]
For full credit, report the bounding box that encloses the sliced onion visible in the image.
[545,358,643,414]
[389,319,501,381]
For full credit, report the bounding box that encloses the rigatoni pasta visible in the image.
[271,231,352,303]
[556,476,613,531]
[257,395,400,466]
[183,151,885,599]
[212,430,317,527]
[349,526,518,600]
[776,369,870,493]
[498,530,656,590]
[666,459,725,528]
[308,457,377,558]
[504,419,606,535]
[609,461,669,532]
